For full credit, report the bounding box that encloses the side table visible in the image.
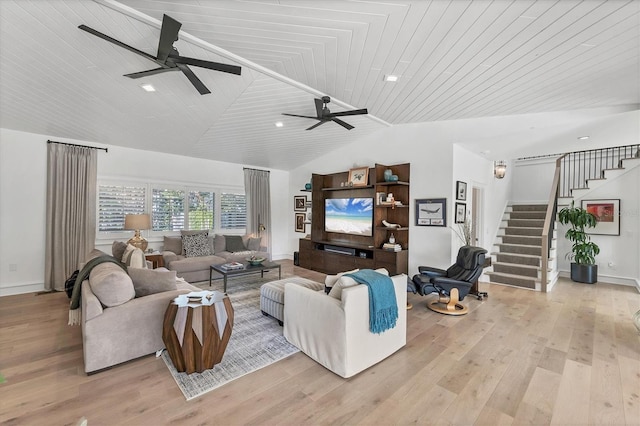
[145,252,164,269]
[162,291,234,374]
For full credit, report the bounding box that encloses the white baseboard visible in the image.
[0,281,45,297]
[558,270,637,288]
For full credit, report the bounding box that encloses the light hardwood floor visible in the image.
[1,261,639,425]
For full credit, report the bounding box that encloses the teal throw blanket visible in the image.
[68,255,126,325]
[344,269,398,334]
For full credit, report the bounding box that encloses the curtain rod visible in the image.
[47,140,108,152]
[243,167,270,173]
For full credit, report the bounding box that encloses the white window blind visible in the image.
[152,188,185,231]
[220,193,246,229]
[98,185,146,232]
[188,191,215,230]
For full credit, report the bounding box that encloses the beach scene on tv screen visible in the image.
[325,198,373,236]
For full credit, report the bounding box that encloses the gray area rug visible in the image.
[162,272,313,400]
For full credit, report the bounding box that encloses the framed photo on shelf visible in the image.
[455,202,466,224]
[295,212,306,232]
[415,198,447,227]
[456,181,467,201]
[348,167,369,187]
[581,199,620,235]
[294,195,307,211]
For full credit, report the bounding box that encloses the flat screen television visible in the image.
[325,197,373,236]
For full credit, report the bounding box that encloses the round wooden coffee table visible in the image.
[162,291,234,374]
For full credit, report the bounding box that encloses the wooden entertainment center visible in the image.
[298,163,410,275]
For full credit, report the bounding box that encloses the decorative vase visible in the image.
[389,233,395,244]
[305,182,312,190]
[389,174,399,182]
[384,168,393,181]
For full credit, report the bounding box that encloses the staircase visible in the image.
[487,204,556,291]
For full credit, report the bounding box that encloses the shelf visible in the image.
[300,189,312,192]
[377,204,409,208]
[376,227,409,231]
[375,181,409,186]
[322,185,374,191]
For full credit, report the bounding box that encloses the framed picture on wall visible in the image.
[295,212,306,232]
[456,181,467,201]
[415,198,447,227]
[294,195,307,211]
[455,202,466,224]
[581,199,620,235]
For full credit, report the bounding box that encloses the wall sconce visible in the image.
[494,161,507,179]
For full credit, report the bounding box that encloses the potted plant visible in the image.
[557,202,600,284]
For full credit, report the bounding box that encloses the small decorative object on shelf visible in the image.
[305,182,312,190]
[389,233,396,244]
[384,168,393,181]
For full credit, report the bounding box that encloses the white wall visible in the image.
[0,128,290,296]
[511,157,557,203]
[556,165,640,285]
[289,122,506,275]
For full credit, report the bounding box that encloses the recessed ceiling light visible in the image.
[384,75,398,82]
[140,83,155,92]
[578,136,590,140]
[275,121,284,128]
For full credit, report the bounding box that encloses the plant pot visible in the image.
[570,263,597,284]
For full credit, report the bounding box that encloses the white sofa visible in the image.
[283,274,407,378]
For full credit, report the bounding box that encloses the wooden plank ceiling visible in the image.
[0,0,638,170]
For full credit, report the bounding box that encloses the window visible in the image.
[152,188,185,231]
[188,191,215,230]
[98,185,145,232]
[220,193,246,229]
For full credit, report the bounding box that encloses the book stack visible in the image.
[382,243,402,252]
[220,261,245,271]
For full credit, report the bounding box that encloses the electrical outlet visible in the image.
[9,263,17,272]
[607,261,615,269]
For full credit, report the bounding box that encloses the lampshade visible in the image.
[494,161,507,179]
[124,214,151,230]
[124,214,150,252]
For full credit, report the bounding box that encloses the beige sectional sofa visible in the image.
[161,233,269,283]
[80,249,200,373]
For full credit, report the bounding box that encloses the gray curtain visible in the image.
[45,144,98,291]
[243,168,271,259]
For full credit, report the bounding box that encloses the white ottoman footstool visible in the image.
[260,276,324,325]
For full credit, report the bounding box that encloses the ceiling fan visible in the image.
[282,96,368,130]
[78,14,241,95]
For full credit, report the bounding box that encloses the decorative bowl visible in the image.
[247,257,265,266]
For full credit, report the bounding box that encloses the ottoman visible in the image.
[260,276,324,325]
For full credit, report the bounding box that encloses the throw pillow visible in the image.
[111,241,128,260]
[180,230,208,255]
[328,276,359,299]
[128,268,177,297]
[89,263,135,307]
[182,233,211,257]
[122,244,148,269]
[213,234,226,253]
[328,268,389,299]
[163,236,182,255]
[325,268,359,287]
[225,235,246,252]
[247,237,262,251]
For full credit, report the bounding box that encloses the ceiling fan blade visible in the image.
[157,14,182,63]
[78,24,156,62]
[329,108,368,117]
[282,113,319,119]
[306,121,328,131]
[314,98,324,118]
[176,63,211,95]
[124,67,176,79]
[332,118,354,130]
[173,56,241,75]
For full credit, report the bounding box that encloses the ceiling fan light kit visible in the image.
[78,14,241,95]
[282,96,368,130]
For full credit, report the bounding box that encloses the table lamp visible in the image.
[124,214,151,251]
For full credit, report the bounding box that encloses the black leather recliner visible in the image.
[409,245,487,315]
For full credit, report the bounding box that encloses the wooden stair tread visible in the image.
[497,243,543,249]
[491,252,541,259]
[486,271,539,282]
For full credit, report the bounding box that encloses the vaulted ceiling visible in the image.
[1,0,638,170]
